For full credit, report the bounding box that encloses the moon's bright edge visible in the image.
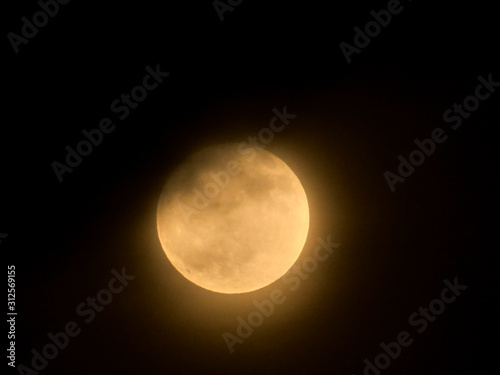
[157,144,309,294]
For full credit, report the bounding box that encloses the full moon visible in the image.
[157,144,309,294]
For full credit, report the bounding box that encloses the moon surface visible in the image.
[157,144,309,294]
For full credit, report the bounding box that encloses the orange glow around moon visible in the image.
[157,144,309,294]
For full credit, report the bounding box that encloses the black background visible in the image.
[2,0,498,374]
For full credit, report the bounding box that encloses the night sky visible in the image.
[3,0,498,374]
